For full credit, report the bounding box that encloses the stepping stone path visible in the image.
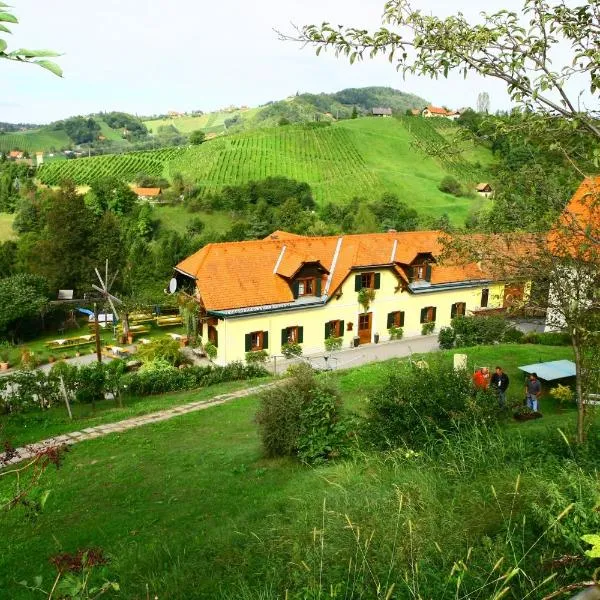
[1,382,279,467]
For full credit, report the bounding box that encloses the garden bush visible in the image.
[437,326,456,349]
[366,359,499,448]
[135,338,182,366]
[522,331,571,345]
[502,326,524,343]
[438,175,464,196]
[421,322,435,335]
[122,361,267,396]
[255,363,353,464]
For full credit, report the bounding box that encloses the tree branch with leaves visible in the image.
[0,2,62,76]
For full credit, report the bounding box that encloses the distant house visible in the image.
[421,105,460,121]
[372,107,393,117]
[8,150,24,160]
[35,152,44,166]
[168,111,184,118]
[410,109,421,116]
[475,183,494,198]
[133,187,162,201]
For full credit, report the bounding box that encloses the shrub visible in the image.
[136,338,182,366]
[438,176,463,196]
[204,342,217,361]
[421,322,435,335]
[281,342,302,359]
[74,363,106,405]
[550,383,575,404]
[255,363,352,464]
[437,326,456,349]
[324,336,343,353]
[366,359,499,448]
[388,326,403,341]
[451,315,508,347]
[522,331,571,346]
[246,350,269,365]
[502,326,524,343]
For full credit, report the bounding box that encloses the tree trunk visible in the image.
[122,312,130,345]
[572,334,585,444]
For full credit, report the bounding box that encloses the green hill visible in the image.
[0,127,71,153]
[37,116,493,224]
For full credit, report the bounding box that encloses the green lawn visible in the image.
[0,376,272,448]
[0,212,15,241]
[154,205,232,235]
[1,343,587,600]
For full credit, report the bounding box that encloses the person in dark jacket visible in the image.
[490,366,510,407]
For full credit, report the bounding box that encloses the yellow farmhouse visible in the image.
[173,230,520,365]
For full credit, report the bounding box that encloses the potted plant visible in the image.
[352,335,360,348]
[357,287,376,313]
[374,332,380,344]
[281,342,303,359]
[324,335,343,354]
[388,326,404,341]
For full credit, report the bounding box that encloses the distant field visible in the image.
[0,128,71,153]
[154,205,232,235]
[0,213,15,241]
[144,107,260,136]
[34,118,495,224]
[37,147,185,185]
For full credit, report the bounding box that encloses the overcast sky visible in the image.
[2,0,519,124]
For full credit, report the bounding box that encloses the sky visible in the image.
[1,0,520,124]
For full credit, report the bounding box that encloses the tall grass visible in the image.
[231,422,600,599]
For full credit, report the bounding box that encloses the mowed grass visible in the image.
[154,205,232,235]
[0,212,15,241]
[0,344,579,599]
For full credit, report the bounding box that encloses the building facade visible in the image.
[174,231,512,365]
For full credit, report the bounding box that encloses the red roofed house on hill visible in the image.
[421,105,461,121]
[132,187,162,201]
[172,230,520,365]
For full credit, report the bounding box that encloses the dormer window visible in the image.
[412,263,432,282]
[297,278,315,296]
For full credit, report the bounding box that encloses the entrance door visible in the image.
[358,312,372,345]
[503,284,524,308]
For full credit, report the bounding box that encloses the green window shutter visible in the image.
[354,274,362,291]
[339,320,344,336]
[374,273,381,289]
[425,264,432,281]
[324,322,331,339]
[245,334,252,352]
[432,307,437,322]
[399,311,405,327]
[420,308,427,323]
[263,331,269,349]
[316,277,322,296]
[298,326,304,343]
[292,281,300,299]
[281,328,288,346]
[387,312,394,328]
[451,303,457,319]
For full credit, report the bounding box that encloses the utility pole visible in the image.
[94,302,102,363]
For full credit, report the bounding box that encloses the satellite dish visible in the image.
[168,278,178,294]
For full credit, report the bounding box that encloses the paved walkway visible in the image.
[1,381,278,467]
[269,334,440,374]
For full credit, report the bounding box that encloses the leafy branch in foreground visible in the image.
[0,3,62,76]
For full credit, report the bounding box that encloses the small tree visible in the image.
[189,130,205,145]
[439,176,463,197]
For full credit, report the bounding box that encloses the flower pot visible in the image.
[374,333,380,344]
[353,336,360,348]
[0,361,9,371]
[127,334,134,345]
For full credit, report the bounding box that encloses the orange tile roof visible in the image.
[133,187,161,197]
[425,105,453,115]
[548,177,600,260]
[175,231,493,312]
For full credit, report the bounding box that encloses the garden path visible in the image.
[0,381,279,467]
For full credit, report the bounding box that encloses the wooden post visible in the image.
[59,375,73,420]
[94,302,102,363]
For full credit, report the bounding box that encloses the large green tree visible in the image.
[0,273,48,339]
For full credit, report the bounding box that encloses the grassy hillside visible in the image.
[144,108,261,136]
[0,128,71,153]
[0,213,15,241]
[36,117,494,223]
[1,345,589,600]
